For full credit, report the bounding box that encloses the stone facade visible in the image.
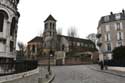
[0,0,20,74]
[27,15,97,64]
[97,10,125,60]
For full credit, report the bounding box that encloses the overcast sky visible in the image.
[17,0,125,45]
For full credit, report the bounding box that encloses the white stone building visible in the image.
[0,0,20,74]
[97,10,125,60]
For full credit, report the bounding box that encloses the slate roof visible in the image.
[98,10,125,26]
[28,36,43,43]
[57,35,95,44]
[44,15,56,22]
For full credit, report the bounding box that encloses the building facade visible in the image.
[27,36,43,59]
[27,15,97,64]
[0,0,20,74]
[97,10,125,60]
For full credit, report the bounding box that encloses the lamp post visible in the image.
[48,38,53,74]
[48,50,53,74]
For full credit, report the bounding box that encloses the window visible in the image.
[105,25,110,32]
[50,32,51,36]
[107,43,111,52]
[62,45,64,51]
[10,18,16,36]
[45,23,48,29]
[53,23,55,29]
[116,23,120,30]
[105,33,111,41]
[32,45,35,53]
[0,13,4,32]
[115,14,121,20]
[117,42,122,47]
[104,16,109,22]
[73,42,76,46]
[50,23,52,29]
[10,41,14,52]
[77,42,80,46]
[117,32,123,40]
[115,22,123,31]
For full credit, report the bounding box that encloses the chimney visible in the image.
[110,12,113,15]
[122,9,124,14]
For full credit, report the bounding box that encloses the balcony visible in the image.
[96,33,101,38]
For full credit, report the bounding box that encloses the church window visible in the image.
[50,23,52,29]
[53,23,55,29]
[32,45,35,53]
[0,13,4,32]
[45,23,48,29]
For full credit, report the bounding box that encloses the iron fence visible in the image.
[0,60,38,76]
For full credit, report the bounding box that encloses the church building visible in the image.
[27,15,97,65]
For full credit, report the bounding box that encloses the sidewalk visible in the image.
[42,73,55,83]
[89,65,125,77]
[38,66,55,83]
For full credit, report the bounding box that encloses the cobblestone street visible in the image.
[52,65,125,83]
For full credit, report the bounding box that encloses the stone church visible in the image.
[27,15,97,65]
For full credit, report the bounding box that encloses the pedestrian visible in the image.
[104,60,108,70]
[100,61,104,70]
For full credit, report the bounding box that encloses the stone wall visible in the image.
[0,67,39,83]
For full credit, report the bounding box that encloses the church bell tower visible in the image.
[43,15,57,54]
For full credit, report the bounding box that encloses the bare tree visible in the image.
[57,28,62,35]
[67,27,78,55]
[18,42,26,56]
[86,33,97,43]
[38,30,43,37]
[67,27,77,37]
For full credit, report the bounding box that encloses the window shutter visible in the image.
[108,33,111,41]
[117,32,119,40]
[114,23,117,30]
[105,34,107,41]
[121,32,124,40]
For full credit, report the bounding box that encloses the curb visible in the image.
[44,74,55,83]
[89,66,125,78]
[48,74,55,83]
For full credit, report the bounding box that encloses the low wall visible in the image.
[0,67,39,83]
[108,66,125,72]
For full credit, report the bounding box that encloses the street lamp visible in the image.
[48,50,53,74]
[48,38,54,75]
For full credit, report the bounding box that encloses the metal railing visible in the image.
[0,60,38,76]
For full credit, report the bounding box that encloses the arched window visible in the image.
[10,17,16,36]
[0,10,9,32]
[0,13,4,32]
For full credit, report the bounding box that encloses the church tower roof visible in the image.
[44,14,56,22]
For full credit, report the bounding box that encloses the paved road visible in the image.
[52,65,125,83]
